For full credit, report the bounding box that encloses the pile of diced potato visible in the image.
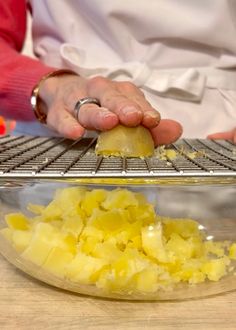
[1,187,236,295]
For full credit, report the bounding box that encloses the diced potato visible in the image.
[201,258,229,281]
[61,215,84,238]
[22,223,76,266]
[163,218,201,240]
[134,192,149,205]
[50,220,63,229]
[102,188,138,210]
[54,187,86,210]
[229,243,236,260]
[135,267,159,293]
[66,252,108,284]
[127,235,142,250]
[187,236,205,258]
[128,203,156,225]
[6,213,30,230]
[80,225,104,241]
[41,201,62,221]
[12,230,32,252]
[81,189,107,216]
[97,248,150,291]
[173,259,206,284]
[21,223,58,265]
[62,233,77,254]
[42,187,86,221]
[115,249,150,277]
[95,125,155,158]
[205,240,226,257]
[89,209,128,233]
[43,247,74,278]
[124,220,143,241]
[141,222,168,262]
[22,237,54,266]
[27,203,45,215]
[92,242,122,262]
[106,230,129,246]
[177,269,206,284]
[166,233,196,260]
[79,236,101,255]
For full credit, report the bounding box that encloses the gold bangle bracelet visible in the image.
[30,69,78,124]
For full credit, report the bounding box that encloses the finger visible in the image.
[207,128,236,144]
[115,83,160,128]
[87,77,143,126]
[141,110,160,128]
[121,96,160,129]
[150,119,183,146]
[78,104,119,131]
[47,105,85,139]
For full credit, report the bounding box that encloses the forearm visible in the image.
[0,40,55,121]
[0,0,55,121]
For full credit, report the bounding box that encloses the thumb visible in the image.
[150,119,183,146]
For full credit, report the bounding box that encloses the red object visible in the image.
[0,126,6,135]
[0,116,6,135]
[0,0,55,122]
[0,124,6,135]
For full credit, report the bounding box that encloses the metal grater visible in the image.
[0,135,235,179]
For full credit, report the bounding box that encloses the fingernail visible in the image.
[145,111,160,119]
[122,106,141,116]
[102,111,116,118]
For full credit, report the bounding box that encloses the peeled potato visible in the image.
[95,125,155,157]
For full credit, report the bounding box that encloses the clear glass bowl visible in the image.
[0,179,235,300]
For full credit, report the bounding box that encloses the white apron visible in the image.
[15,0,236,137]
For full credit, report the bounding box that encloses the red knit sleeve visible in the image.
[0,0,56,121]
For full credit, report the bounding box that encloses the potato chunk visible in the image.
[95,125,155,157]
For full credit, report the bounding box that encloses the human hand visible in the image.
[39,74,182,146]
[207,128,236,144]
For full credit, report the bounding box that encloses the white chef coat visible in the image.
[15,0,236,137]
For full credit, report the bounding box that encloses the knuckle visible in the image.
[117,81,137,92]
[87,76,110,90]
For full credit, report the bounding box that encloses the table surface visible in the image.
[1,255,236,330]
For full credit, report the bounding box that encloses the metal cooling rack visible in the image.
[0,135,235,178]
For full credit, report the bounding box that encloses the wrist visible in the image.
[31,69,78,124]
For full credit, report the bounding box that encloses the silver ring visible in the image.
[74,97,100,120]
